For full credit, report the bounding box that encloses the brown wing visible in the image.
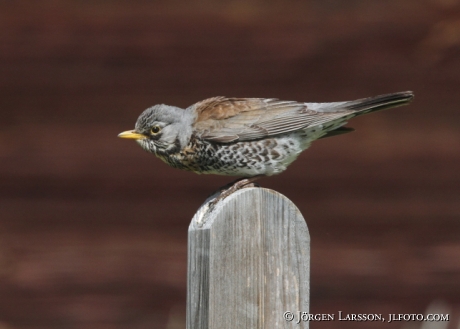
[190,97,348,143]
[190,92,414,143]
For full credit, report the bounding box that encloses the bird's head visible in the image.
[118,104,193,155]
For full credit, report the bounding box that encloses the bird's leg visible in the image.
[208,176,262,209]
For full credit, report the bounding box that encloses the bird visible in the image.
[119,91,414,199]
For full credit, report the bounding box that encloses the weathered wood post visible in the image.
[187,187,310,329]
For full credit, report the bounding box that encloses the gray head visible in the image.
[118,104,194,155]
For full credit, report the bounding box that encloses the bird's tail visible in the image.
[317,91,414,139]
[345,91,414,115]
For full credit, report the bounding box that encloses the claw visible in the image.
[207,176,262,211]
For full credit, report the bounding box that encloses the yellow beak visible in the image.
[118,130,147,140]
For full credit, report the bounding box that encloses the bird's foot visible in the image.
[208,176,262,210]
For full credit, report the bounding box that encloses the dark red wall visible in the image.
[1,1,459,328]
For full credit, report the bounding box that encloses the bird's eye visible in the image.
[150,126,161,134]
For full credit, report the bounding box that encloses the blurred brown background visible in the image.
[1,0,460,328]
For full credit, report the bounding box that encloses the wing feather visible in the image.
[189,92,413,143]
[191,98,324,142]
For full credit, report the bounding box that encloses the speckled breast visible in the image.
[160,136,302,177]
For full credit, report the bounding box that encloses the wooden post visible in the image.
[187,187,310,329]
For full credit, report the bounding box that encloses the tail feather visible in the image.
[319,126,355,139]
[317,91,414,140]
[345,91,414,115]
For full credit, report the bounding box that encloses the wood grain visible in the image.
[187,188,310,329]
